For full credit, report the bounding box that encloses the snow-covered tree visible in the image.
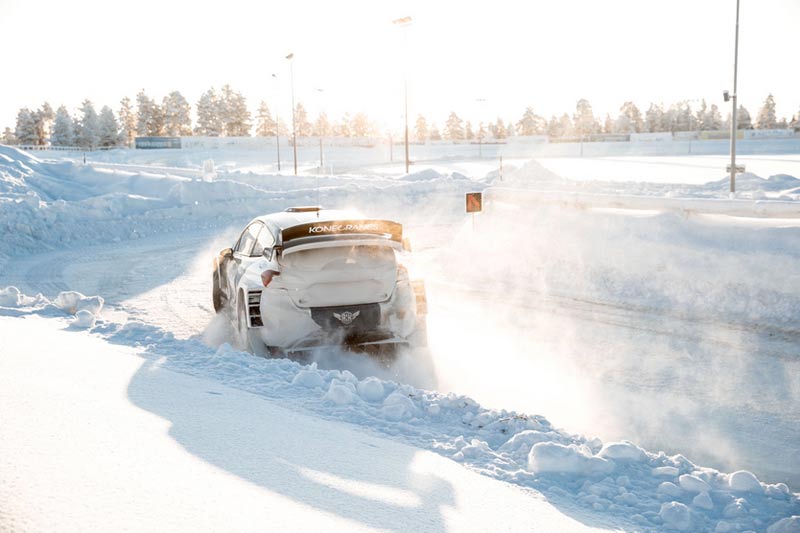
[491,118,507,139]
[506,121,514,138]
[255,101,277,136]
[791,108,800,131]
[414,115,428,142]
[33,102,55,145]
[706,104,722,131]
[350,112,371,137]
[136,91,163,136]
[516,107,546,136]
[477,121,487,140]
[15,108,38,145]
[618,101,643,133]
[76,99,100,148]
[444,111,465,140]
[219,85,251,136]
[50,105,75,146]
[118,97,136,147]
[756,94,777,129]
[335,113,351,137]
[2,127,16,144]
[645,103,665,132]
[162,91,192,136]
[736,105,753,129]
[313,112,331,137]
[573,99,598,136]
[603,113,614,134]
[465,121,474,140]
[195,88,223,136]
[97,106,119,147]
[429,122,442,141]
[294,103,312,137]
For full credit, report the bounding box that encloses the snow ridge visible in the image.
[2,288,798,533]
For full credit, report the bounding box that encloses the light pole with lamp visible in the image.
[271,73,281,172]
[724,0,741,194]
[392,16,412,174]
[286,52,298,175]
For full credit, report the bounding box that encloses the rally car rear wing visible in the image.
[277,219,404,255]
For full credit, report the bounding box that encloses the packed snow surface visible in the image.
[1,141,799,531]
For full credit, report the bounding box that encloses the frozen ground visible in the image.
[1,141,799,531]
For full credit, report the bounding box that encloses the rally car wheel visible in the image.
[212,271,227,313]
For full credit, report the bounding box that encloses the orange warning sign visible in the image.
[466,192,482,213]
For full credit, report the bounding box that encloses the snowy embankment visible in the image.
[1,290,799,532]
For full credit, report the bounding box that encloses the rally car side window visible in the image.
[253,226,276,257]
[235,223,262,256]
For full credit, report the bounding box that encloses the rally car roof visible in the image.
[252,207,365,230]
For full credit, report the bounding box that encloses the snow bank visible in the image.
[4,288,798,533]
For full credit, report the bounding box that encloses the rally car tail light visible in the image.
[261,269,280,287]
[412,280,427,315]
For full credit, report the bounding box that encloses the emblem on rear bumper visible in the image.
[333,310,361,325]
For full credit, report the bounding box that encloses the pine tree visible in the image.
[294,103,312,137]
[136,90,163,136]
[314,112,331,137]
[516,107,546,136]
[429,123,442,141]
[351,112,371,137]
[756,94,777,129]
[506,121,514,138]
[603,113,614,134]
[15,108,38,145]
[51,105,76,146]
[477,122,487,140]
[219,85,251,136]
[696,99,709,131]
[465,121,474,140]
[162,91,192,136]
[558,113,574,137]
[573,99,598,136]
[619,102,644,133]
[707,104,722,131]
[118,97,136,147]
[255,101,277,136]
[336,113,351,137]
[645,103,665,132]
[444,111,464,140]
[97,106,119,147]
[492,118,507,139]
[737,105,753,129]
[2,127,16,145]
[34,102,55,145]
[76,99,100,148]
[195,88,223,136]
[414,115,428,142]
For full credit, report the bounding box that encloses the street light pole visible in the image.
[286,53,298,175]
[315,87,324,173]
[393,16,412,174]
[728,0,741,194]
[271,73,281,172]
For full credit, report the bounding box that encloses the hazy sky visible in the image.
[1,0,798,132]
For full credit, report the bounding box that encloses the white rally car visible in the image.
[213,207,427,357]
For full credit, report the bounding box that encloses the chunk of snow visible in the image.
[0,286,21,307]
[597,441,646,462]
[324,379,357,405]
[72,309,96,329]
[679,473,711,493]
[291,364,325,389]
[767,516,800,533]
[381,392,417,421]
[658,482,684,498]
[693,491,714,510]
[728,470,764,494]
[356,376,385,403]
[52,291,104,316]
[714,520,733,532]
[527,442,615,476]
[653,466,680,478]
[659,501,692,531]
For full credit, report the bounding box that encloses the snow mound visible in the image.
[53,291,104,316]
[767,516,800,533]
[0,286,21,307]
[660,501,692,531]
[729,470,765,494]
[72,309,96,329]
[292,363,325,388]
[356,376,385,402]
[527,442,615,476]
[597,441,646,462]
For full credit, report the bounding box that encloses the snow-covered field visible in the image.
[1,141,799,532]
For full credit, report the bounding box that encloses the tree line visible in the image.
[3,88,798,148]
